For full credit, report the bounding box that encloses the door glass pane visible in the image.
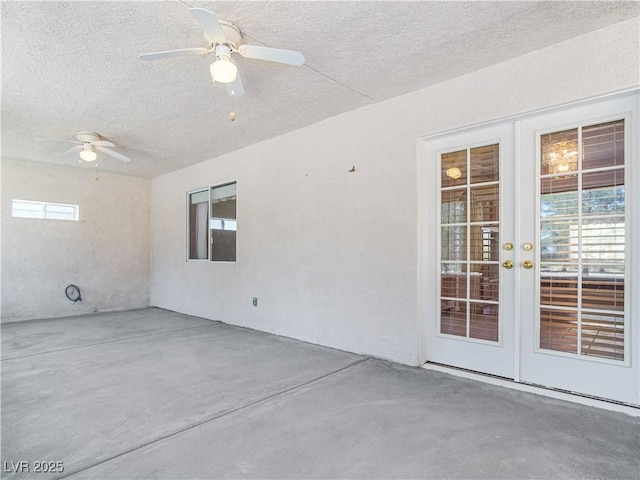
[470,185,499,222]
[582,170,624,215]
[540,220,578,262]
[541,175,578,218]
[538,120,625,361]
[440,144,500,342]
[441,189,467,224]
[467,226,500,262]
[470,144,499,183]
[469,263,499,301]
[441,300,467,337]
[582,120,624,170]
[441,226,467,261]
[582,217,624,262]
[470,302,498,341]
[540,308,577,354]
[581,312,624,360]
[582,265,624,311]
[441,264,467,299]
[441,150,467,188]
[540,265,578,308]
[541,128,578,176]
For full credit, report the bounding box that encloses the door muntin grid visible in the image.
[439,143,501,343]
[537,119,627,362]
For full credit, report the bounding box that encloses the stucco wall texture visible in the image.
[150,19,639,366]
[1,159,151,321]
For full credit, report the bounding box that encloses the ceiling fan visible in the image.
[138,7,305,96]
[62,132,131,163]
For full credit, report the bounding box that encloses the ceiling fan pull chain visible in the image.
[230,96,236,122]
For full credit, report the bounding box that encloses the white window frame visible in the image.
[186,181,237,263]
[11,199,79,221]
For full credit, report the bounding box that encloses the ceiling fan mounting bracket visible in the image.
[77,132,101,143]
[204,20,242,50]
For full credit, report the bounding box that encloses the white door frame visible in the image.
[417,87,640,406]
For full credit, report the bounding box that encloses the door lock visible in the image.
[502,260,514,269]
[522,260,533,269]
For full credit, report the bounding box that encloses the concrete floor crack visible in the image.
[56,357,370,480]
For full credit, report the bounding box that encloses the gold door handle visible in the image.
[502,260,514,269]
[523,260,533,269]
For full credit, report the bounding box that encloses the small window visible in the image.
[187,182,237,262]
[12,200,78,221]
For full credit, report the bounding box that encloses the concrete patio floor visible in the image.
[2,308,638,479]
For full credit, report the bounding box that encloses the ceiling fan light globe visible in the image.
[211,58,237,84]
[80,149,97,162]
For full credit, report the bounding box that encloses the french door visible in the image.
[425,123,516,379]
[424,93,639,405]
[518,96,638,404]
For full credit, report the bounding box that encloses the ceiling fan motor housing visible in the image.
[215,44,232,59]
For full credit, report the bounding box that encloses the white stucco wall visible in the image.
[1,159,151,321]
[150,19,639,365]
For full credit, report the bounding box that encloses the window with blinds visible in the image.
[539,119,625,360]
[440,144,500,342]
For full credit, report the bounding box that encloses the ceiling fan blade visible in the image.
[237,44,305,66]
[92,140,116,147]
[62,145,82,157]
[190,8,227,44]
[37,138,81,144]
[139,47,210,61]
[96,146,131,163]
[225,73,245,97]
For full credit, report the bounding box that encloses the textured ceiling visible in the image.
[2,1,638,178]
